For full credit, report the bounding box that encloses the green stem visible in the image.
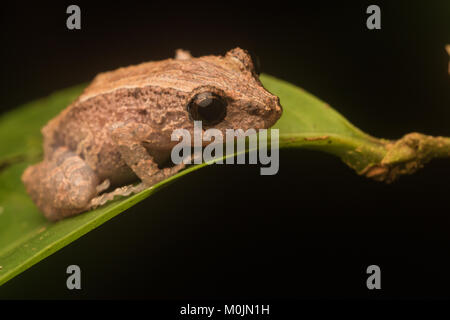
[279,132,450,183]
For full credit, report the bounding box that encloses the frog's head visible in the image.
[183,47,282,134]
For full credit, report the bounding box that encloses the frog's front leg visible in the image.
[22,147,108,221]
[109,121,187,186]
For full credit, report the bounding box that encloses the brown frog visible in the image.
[22,48,283,221]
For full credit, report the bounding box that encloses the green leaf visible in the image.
[0,74,449,286]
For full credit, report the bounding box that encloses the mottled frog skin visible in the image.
[22,48,282,221]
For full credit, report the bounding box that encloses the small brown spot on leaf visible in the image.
[304,135,329,141]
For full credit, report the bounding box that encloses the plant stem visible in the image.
[280,132,450,182]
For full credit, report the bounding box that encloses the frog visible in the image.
[21,48,283,221]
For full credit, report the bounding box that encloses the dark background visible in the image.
[1,0,449,300]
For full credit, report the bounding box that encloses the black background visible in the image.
[0,0,449,301]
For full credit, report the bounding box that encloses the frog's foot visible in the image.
[89,182,149,209]
[22,147,101,221]
[175,49,192,60]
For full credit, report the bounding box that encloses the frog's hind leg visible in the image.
[22,147,102,221]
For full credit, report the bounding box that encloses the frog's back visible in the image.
[43,53,234,141]
[79,59,175,102]
[78,52,246,103]
[42,59,171,149]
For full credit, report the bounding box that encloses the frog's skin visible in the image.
[22,48,282,221]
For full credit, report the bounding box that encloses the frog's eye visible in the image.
[187,92,227,126]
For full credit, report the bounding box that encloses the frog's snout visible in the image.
[266,95,283,127]
[272,96,282,117]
